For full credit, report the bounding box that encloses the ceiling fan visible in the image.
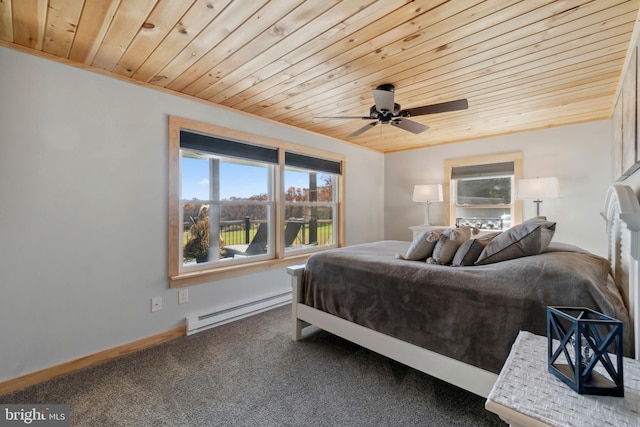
[314,84,468,137]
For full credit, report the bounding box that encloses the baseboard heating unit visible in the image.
[186,291,292,336]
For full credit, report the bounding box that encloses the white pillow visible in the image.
[396,230,441,261]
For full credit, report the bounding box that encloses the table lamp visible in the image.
[516,177,559,216]
[413,184,443,226]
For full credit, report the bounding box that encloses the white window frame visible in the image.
[283,167,338,255]
[168,116,345,287]
[179,154,276,271]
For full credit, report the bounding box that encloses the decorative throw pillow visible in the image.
[428,228,471,265]
[396,230,441,261]
[475,219,556,265]
[451,232,501,267]
[453,226,473,241]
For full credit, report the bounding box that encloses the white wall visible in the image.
[0,47,384,383]
[384,121,612,256]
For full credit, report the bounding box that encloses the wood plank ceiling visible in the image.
[1,0,638,153]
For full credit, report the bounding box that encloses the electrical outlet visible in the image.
[151,296,162,312]
[178,289,188,304]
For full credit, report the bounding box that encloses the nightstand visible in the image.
[409,225,496,239]
[485,331,640,427]
[408,225,451,239]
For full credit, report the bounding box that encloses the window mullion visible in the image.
[275,151,285,258]
[209,159,221,262]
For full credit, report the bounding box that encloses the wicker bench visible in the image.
[485,331,640,427]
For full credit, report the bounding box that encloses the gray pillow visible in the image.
[396,230,441,261]
[428,228,471,265]
[451,232,501,267]
[475,220,556,265]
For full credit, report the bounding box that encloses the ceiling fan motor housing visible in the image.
[370,103,401,122]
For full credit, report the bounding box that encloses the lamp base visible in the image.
[423,202,432,226]
[533,199,542,217]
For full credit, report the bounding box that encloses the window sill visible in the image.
[169,253,313,288]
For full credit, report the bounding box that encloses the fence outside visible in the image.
[184,216,332,248]
[218,217,332,246]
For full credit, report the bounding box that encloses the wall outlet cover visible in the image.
[151,296,162,312]
[178,289,188,304]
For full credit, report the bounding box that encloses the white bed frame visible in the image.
[287,184,640,398]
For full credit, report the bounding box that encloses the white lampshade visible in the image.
[517,177,559,217]
[516,177,559,200]
[412,184,443,203]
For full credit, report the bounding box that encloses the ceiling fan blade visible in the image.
[348,121,378,137]
[314,116,370,120]
[400,98,468,117]
[372,88,395,113]
[390,118,429,134]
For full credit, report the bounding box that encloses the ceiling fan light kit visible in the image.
[315,84,468,138]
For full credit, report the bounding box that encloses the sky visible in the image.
[181,157,313,200]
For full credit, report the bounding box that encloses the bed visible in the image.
[287,184,640,397]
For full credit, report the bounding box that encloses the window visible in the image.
[169,116,344,287]
[444,153,523,230]
[284,152,340,253]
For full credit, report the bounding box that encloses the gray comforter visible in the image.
[302,240,630,373]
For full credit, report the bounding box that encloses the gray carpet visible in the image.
[1,305,505,426]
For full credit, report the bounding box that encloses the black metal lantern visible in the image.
[547,306,624,397]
